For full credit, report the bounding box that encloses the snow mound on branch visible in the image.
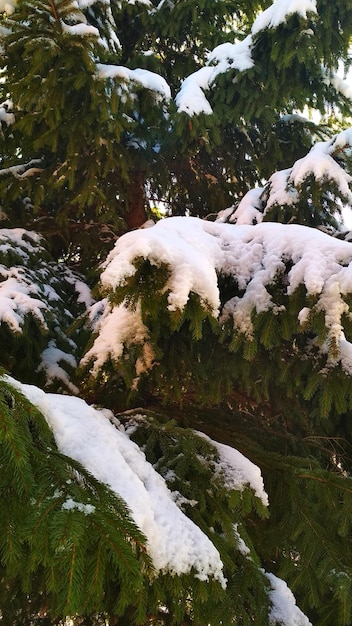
[0,228,93,334]
[100,217,222,314]
[5,375,227,586]
[176,66,215,115]
[252,0,317,34]
[0,270,47,332]
[97,63,171,101]
[176,38,253,115]
[198,432,269,506]
[37,340,79,395]
[266,572,313,625]
[0,230,48,332]
[96,216,352,375]
[81,300,150,376]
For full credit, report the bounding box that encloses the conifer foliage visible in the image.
[1,0,352,624]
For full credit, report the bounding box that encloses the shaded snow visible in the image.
[217,188,265,225]
[0,228,93,391]
[0,229,93,335]
[0,100,15,126]
[198,431,269,506]
[233,524,251,557]
[61,21,101,38]
[38,340,79,395]
[218,128,352,225]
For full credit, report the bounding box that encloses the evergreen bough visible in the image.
[1,0,352,624]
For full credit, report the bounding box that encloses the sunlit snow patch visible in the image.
[5,375,226,587]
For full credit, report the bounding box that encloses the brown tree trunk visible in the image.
[124,170,148,230]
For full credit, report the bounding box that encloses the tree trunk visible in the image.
[124,170,148,230]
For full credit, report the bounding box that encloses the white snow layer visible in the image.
[94,216,352,376]
[97,63,171,101]
[37,340,79,395]
[0,229,93,335]
[251,0,317,35]
[0,230,47,332]
[0,270,47,332]
[198,432,269,506]
[5,375,227,586]
[266,572,313,626]
[81,300,150,376]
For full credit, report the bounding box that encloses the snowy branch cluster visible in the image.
[1,0,352,623]
[223,128,352,225]
[83,214,352,378]
[0,229,92,392]
[3,373,311,626]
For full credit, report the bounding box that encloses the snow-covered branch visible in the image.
[0,159,43,178]
[96,63,171,102]
[176,0,318,115]
[86,216,352,378]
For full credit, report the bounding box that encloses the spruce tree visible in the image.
[1,0,352,625]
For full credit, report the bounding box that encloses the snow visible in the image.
[0,270,47,332]
[61,498,96,515]
[266,169,299,212]
[208,36,254,75]
[289,140,352,203]
[0,159,43,178]
[0,228,94,391]
[0,230,92,337]
[81,300,150,376]
[61,22,101,38]
[176,38,254,115]
[0,230,48,330]
[0,227,42,253]
[175,67,214,115]
[97,63,171,101]
[197,432,269,506]
[4,375,226,587]
[0,100,15,126]
[38,340,79,395]
[175,0,317,115]
[1,372,313,623]
[251,0,317,35]
[266,572,313,626]
[93,215,352,376]
[64,274,94,309]
[217,188,265,225]
[219,128,352,224]
[233,524,251,557]
[328,73,352,100]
